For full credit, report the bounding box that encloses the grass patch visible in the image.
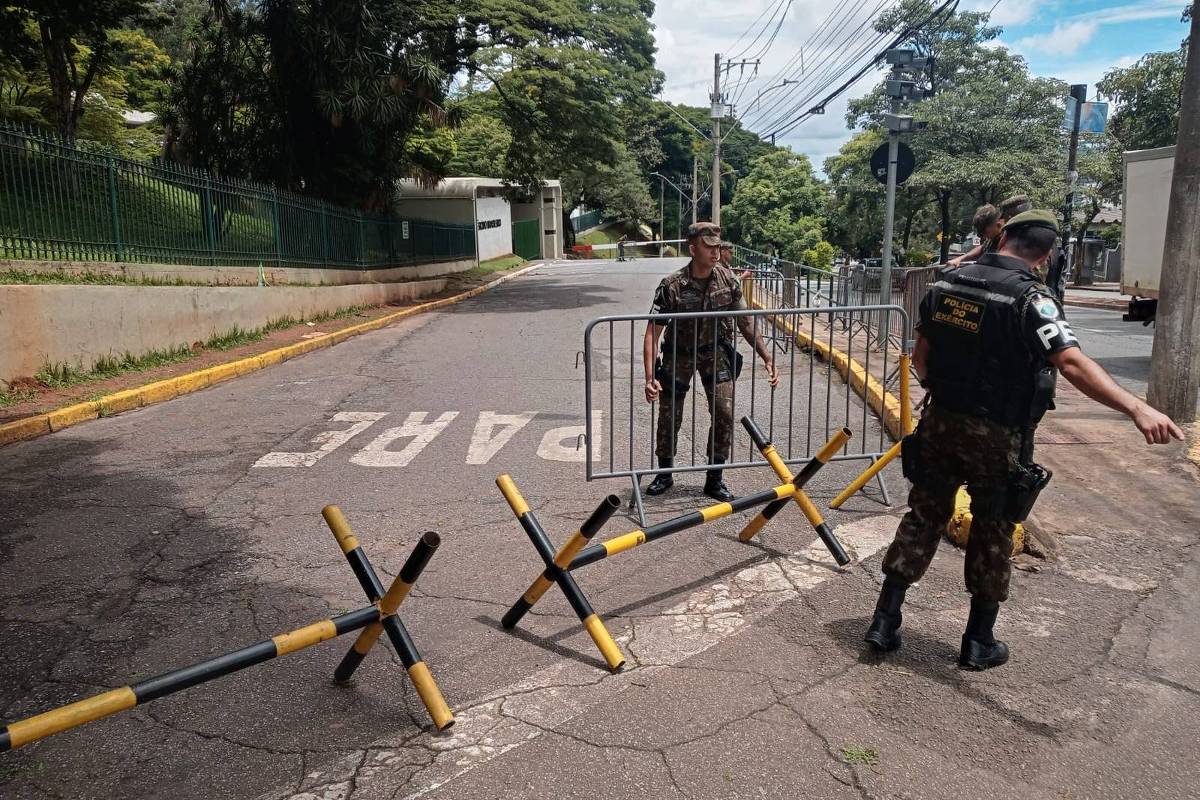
[576,225,624,247]
[21,304,374,395]
[839,745,879,766]
[0,385,38,408]
[464,254,526,279]
[0,268,210,286]
[36,345,197,389]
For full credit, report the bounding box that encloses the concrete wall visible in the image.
[0,258,476,287]
[1,278,446,385]
[475,194,513,261]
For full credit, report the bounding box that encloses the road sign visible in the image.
[871,142,915,185]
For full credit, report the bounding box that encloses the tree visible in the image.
[149,0,209,62]
[1098,46,1188,151]
[0,0,161,143]
[842,0,1067,261]
[723,149,828,261]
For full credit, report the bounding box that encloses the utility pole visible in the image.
[1148,8,1200,421]
[711,53,722,226]
[659,175,665,256]
[691,155,698,225]
[1049,83,1088,298]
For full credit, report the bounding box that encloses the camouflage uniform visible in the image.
[650,261,756,463]
[881,404,1024,602]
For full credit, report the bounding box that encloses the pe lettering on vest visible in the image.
[1035,320,1077,352]
[932,293,983,334]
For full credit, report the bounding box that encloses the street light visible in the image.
[745,78,800,115]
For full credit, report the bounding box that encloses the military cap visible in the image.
[686,221,722,246]
[719,240,734,249]
[1002,209,1058,234]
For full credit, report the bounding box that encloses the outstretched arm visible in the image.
[643,322,666,403]
[735,316,780,387]
[1049,347,1184,444]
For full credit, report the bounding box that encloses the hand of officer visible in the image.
[645,378,662,404]
[1132,403,1185,444]
[765,359,780,388]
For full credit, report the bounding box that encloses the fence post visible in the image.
[105,156,124,262]
[320,202,331,267]
[270,188,283,268]
[201,175,217,266]
[357,211,366,268]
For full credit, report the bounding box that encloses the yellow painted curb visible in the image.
[749,297,910,440]
[0,263,542,447]
[0,414,51,446]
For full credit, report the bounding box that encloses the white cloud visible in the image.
[1015,20,1099,56]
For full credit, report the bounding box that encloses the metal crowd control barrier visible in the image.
[497,417,852,671]
[583,305,908,524]
[0,509,453,752]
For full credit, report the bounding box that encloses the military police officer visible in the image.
[643,222,780,502]
[865,210,1182,670]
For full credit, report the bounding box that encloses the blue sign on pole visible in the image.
[1063,97,1109,133]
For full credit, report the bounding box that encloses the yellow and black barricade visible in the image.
[498,416,852,671]
[0,509,453,753]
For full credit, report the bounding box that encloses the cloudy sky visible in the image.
[651,0,1191,173]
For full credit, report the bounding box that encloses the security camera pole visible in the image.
[879,49,931,307]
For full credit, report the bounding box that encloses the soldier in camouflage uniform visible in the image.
[642,222,780,502]
[866,210,1182,670]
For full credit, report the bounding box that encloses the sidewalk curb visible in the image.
[1063,299,1128,312]
[0,263,543,448]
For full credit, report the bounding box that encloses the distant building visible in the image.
[394,177,563,263]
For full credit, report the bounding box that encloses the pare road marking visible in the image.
[253,411,604,468]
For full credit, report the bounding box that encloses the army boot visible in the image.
[645,458,674,496]
[864,577,907,652]
[959,599,1009,670]
[703,458,735,503]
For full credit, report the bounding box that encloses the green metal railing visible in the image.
[0,124,475,269]
[570,209,603,232]
[511,218,541,260]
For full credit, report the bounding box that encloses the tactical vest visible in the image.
[921,261,1048,427]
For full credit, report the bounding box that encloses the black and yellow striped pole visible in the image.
[0,584,396,752]
[737,417,852,565]
[829,352,913,509]
[322,506,453,731]
[496,476,626,671]
[564,481,801,571]
[502,494,621,630]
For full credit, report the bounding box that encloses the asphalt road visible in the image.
[2,258,1198,800]
[1067,305,1155,397]
[0,257,900,799]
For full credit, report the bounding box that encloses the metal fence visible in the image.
[571,209,603,232]
[582,304,908,524]
[0,124,475,269]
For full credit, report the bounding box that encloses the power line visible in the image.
[739,0,890,130]
[771,0,959,139]
[726,0,791,61]
[745,0,894,132]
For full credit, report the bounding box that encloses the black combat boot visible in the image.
[703,458,735,502]
[958,599,1009,670]
[864,576,908,652]
[645,458,674,496]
